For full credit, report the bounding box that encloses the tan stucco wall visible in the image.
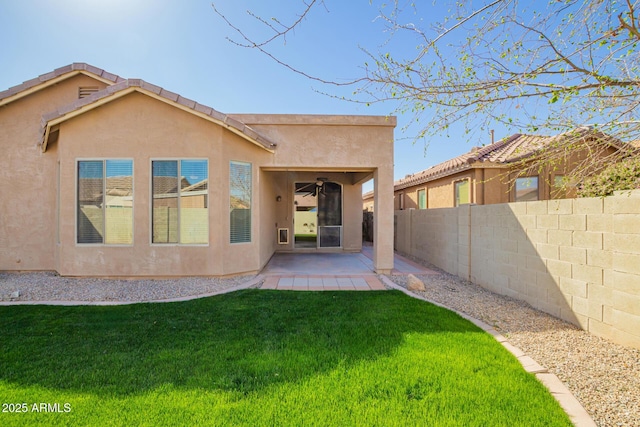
[235,114,395,269]
[258,169,280,270]
[55,92,277,276]
[0,74,109,270]
[395,170,478,210]
[482,168,510,204]
[2,77,395,277]
[231,114,395,171]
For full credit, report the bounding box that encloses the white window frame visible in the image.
[76,158,134,246]
[454,179,470,207]
[417,188,427,209]
[150,158,209,246]
[229,160,252,244]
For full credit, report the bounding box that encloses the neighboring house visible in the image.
[363,128,636,211]
[0,63,396,276]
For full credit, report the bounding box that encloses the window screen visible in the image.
[152,160,208,244]
[77,160,133,244]
[317,182,342,227]
[455,180,470,206]
[418,189,426,209]
[230,161,251,243]
[78,161,104,244]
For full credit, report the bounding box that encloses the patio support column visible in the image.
[373,166,394,274]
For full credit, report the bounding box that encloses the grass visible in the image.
[0,290,572,426]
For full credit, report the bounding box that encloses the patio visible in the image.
[259,247,437,291]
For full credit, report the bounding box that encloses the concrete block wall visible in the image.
[395,207,462,277]
[394,190,640,349]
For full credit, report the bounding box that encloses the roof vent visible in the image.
[78,86,99,99]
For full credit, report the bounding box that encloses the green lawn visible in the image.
[0,290,571,426]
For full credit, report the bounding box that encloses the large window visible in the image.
[230,161,252,243]
[417,189,426,209]
[515,176,539,202]
[455,180,470,206]
[152,160,208,244]
[77,160,133,244]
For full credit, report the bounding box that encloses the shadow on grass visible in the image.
[0,290,481,397]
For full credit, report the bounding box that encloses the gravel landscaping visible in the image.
[1,268,637,426]
[386,261,640,427]
[0,271,259,303]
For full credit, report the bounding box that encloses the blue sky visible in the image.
[0,0,512,191]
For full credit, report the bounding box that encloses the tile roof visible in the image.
[0,63,124,105]
[39,78,277,152]
[78,176,133,204]
[394,127,626,191]
[152,176,191,196]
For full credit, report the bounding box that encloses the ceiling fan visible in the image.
[297,177,328,197]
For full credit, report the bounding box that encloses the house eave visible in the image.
[1,70,119,108]
[393,162,508,191]
[41,85,277,154]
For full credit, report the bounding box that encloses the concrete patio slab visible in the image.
[258,249,434,291]
[261,252,374,276]
[261,249,438,277]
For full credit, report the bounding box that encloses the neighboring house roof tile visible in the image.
[0,62,125,106]
[393,127,627,191]
[39,77,277,153]
[152,176,191,195]
[78,176,133,204]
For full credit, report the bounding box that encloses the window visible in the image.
[551,174,566,199]
[417,189,426,209]
[77,160,133,244]
[152,160,208,244]
[230,161,251,243]
[455,180,470,206]
[515,176,539,202]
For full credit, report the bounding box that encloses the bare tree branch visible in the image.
[212,0,640,189]
[211,2,363,86]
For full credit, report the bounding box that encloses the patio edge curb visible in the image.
[380,275,596,427]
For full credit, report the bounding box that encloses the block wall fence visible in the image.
[394,190,640,349]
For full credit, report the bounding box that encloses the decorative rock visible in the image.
[9,290,20,300]
[406,274,425,292]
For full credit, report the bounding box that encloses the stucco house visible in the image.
[363,128,636,211]
[0,63,396,277]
